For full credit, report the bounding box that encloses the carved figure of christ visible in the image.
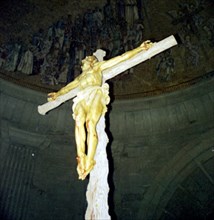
[38,35,177,180]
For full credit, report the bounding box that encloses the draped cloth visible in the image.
[72,83,110,119]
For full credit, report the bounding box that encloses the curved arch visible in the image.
[139,129,214,220]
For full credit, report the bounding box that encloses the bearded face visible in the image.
[81,56,98,71]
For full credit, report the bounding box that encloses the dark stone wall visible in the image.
[1,76,213,219]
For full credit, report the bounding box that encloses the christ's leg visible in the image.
[74,102,87,179]
[83,90,104,179]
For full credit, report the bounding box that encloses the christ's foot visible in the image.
[78,158,96,180]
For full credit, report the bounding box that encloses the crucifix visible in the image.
[38,35,177,219]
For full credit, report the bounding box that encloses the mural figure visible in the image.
[202,18,214,47]
[58,52,70,83]
[103,0,114,23]
[32,28,44,52]
[116,0,125,19]
[134,21,144,46]
[54,22,65,50]
[125,0,139,27]
[0,46,7,68]
[156,50,175,81]
[167,1,204,35]
[40,53,58,85]
[17,47,34,75]
[184,35,199,66]
[4,42,21,72]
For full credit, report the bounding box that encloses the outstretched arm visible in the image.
[48,77,80,101]
[99,41,153,71]
[102,35,177,81]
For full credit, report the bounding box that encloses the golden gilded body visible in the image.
[48,41,153,180]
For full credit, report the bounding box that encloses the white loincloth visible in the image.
[72,83,110,119]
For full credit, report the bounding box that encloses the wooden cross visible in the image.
[38,35,177,220]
